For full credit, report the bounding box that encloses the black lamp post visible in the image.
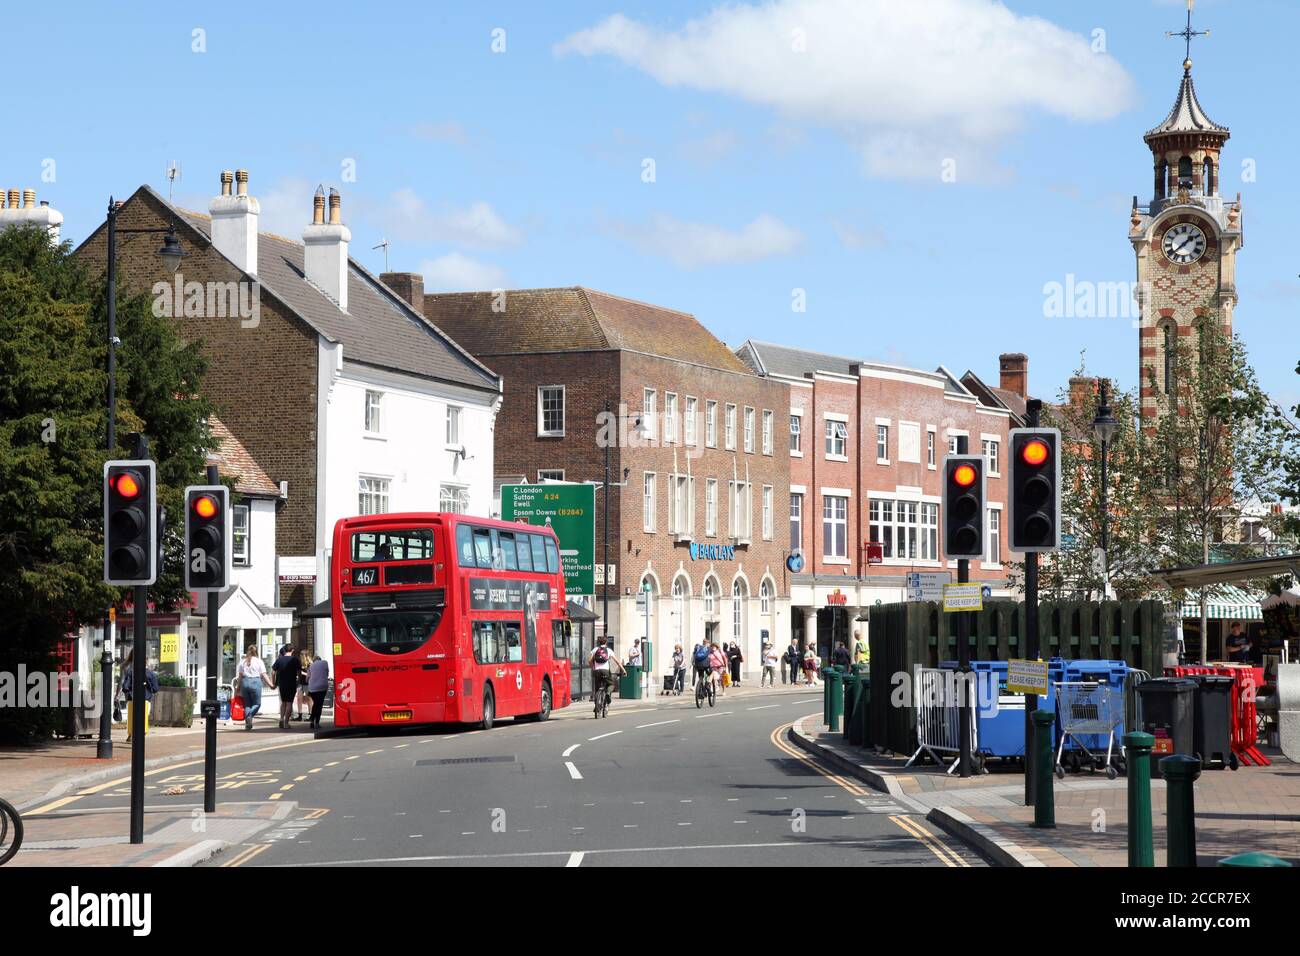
[1091,380,1119,600]
[96,197,185,760]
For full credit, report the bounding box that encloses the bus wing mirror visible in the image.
[562,620,573,643]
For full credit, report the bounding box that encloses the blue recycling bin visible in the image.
[941,659,1064,757]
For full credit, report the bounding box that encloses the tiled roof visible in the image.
[1145,69,1229,141]
[736,340,861,379]
[209,416,279,496]
[422,287,752,374]
[141,187,499,394]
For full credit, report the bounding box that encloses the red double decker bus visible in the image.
[330,512,572,730]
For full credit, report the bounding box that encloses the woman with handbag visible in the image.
[235,645,273,731]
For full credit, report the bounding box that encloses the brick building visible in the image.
[737,341,1026,662]
[75,171,502,664]
[421,288,792,681]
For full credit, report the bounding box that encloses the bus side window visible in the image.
[530,534,547,572]
[498,531,519,571]
[474,621,506,664]
[516,535,533,571]
[456,525,475,567]
[472,528,493,568]
[505,623,523,663]
[544,537,560,574]
[552,621,568,658]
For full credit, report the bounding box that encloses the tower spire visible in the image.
[1165,0,1210,72]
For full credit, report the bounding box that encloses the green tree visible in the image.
[1147,309,1291,661]
[0,224,212,743]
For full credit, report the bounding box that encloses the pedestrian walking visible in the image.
[832,641,852,668]
[762,642,778,687]
[627,638,643,669]
[235,645,272,731]
[120,649,159,741]
[307,654,330,729]
[272,645,303,729]
[294,649,313,721]
[784,639,800,686]
[729,640,743,686]
[803,645,820,686]
[671,643,686,695]
[853,628,868,666]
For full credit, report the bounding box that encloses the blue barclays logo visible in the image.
[688,541,735,562]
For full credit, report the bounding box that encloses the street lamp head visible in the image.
[156,227,186,274]
[1092,380,1119,445]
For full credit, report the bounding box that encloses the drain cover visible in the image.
[416,756,517,766]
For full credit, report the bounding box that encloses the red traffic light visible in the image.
[192,494,219,519]
[1021,439,1050,467]
[953,463,978,487]
[114,472,141,498]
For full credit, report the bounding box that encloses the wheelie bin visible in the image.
[1192,674,1236,770]
[1135,678,1196,778]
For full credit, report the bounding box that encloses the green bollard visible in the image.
[1161,755,1201,867]
[843,672,860,742]
[1032,710,1055,829]
[1124,732,1155,868]
[827,668,844,732]
[822,668,832,724]
[1218,852,1293,867]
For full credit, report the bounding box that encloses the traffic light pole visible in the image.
[130,582,147,844]
[97,200,119,761]
[203,463,220,814]
[955,435,972,779]
[1023,399,1042,807]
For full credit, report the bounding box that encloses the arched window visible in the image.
[702,577,717,617]
[760,579,772,615]
[1202,157,1214,196]
[1162,321,1177,395]
[731,580,745,644]
[671,576,687,645]
[1178,155,1193,186]
[1156,160,1168,199]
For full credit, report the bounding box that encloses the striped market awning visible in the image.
[1180,585,1264,621]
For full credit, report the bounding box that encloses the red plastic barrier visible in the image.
[1163,664,1269,766]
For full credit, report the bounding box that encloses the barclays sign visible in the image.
[688,541,736,562]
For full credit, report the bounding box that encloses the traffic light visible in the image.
[104,460,157,585]
[1008,428,1062,552]
[184,484,231,591]
[942,454,985,559]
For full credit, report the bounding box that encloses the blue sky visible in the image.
[4,0,1297,409]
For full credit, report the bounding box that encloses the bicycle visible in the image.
[694,669,716,709]
[593,674,614,718]
[0,797,23,866]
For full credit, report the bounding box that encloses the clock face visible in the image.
[1162,222,1206,264]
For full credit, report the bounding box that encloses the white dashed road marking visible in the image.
[567,852,584,867]
[562,743,581,757]
[565,761,583,780]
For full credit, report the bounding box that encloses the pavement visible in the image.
[2,680,984,867]
[789,717,1300,867]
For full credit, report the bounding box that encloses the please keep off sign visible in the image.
[1006,658,1050,696]
[942,583,983,613]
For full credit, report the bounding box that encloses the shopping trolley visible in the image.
[1054,681,1124,779]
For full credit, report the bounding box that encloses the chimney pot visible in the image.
[312,186,325,225]
[220,170,233,196]
[328,188,342,225]
[8,189,20,209]
[235,169,248,197]
[23,189,35,209]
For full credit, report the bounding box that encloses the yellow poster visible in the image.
[160,633,179,664]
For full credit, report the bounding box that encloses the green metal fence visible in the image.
[867,599,1164,755]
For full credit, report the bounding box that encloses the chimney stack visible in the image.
[380,272,425,311]
[1068,375,1096,409]
[303,186,350,311]
[209,168,260,275]
[998,352,1028,400]
[0,187,63,242]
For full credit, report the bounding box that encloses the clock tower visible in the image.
[1130,4,1242,433]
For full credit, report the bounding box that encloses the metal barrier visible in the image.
[905,668,979,775]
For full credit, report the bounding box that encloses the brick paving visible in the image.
[796,719,1300,866]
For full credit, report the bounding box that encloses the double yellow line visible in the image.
[221,843,270,867]
[770,720,968,868]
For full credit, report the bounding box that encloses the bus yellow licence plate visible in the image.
[381,710,413,722]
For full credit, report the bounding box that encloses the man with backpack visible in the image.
[589,635,625,717]
[692,640,712,693]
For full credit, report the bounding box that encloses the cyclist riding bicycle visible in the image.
[589,636,625,716]
[708,640,728,695]
[691,640,714,693]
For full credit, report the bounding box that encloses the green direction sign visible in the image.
[500,483,596,596]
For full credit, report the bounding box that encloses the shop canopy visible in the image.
[1151,553,1300,590]
[1179,585,1264,621]
[1260,587,1300,611]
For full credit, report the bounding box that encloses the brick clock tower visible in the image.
[1130,3,1242,433]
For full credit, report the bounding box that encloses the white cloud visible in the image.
[376,190,524,249]
[556,0,1136,181]
[420,253,508,292]
[609,212,802,268]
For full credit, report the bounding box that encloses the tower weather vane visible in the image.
[1166,0,1210,68]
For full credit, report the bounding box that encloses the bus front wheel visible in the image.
[480,686,496,731]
